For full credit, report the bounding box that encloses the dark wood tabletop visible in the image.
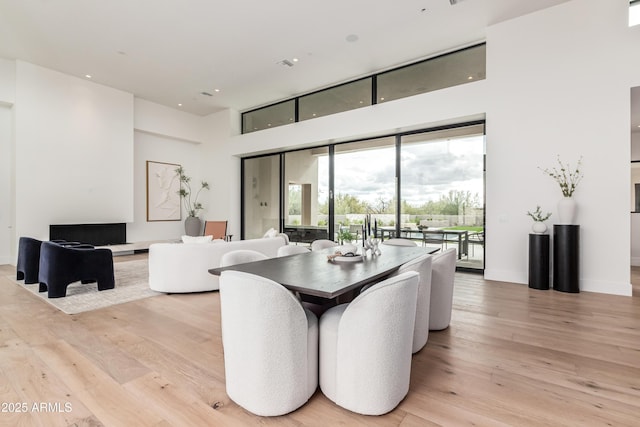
[209,244,439,299]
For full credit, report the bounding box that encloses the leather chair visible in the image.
[319,271,419,415]
[220,249,268,267]
[203,220,232,241]
[219,271,318,416]
[38,241,115,298]
[429,248,457,330]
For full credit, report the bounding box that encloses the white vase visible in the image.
[531,222,547,234]
[557,197,577,224]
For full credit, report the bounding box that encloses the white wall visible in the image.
[631,131,640,265]
[0,59,15,263]
[128,130,204,241]
[0,57,15,104]
[205,0,639,296]
[484,0,637,295]
[14,61,134,243]
[0,105,12,264]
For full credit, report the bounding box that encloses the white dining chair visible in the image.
[382,238,417,247]
[429,248,457,330]
[219,271,318,416]
[392,253,433,353]
[277,245,310,257]
[319,271,419,415]
[220,249,268,267]
[311,239,338,251]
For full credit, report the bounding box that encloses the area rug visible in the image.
[10,259,162,315]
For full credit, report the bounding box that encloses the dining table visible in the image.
[209,244,440,301]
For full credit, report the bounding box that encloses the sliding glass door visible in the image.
[243,154,281,239]
[283,147,329,244]
[241,121,485,270]
[332,137,396,243]
[400,125,485,269]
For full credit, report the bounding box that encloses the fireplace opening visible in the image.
[49,223,127,246]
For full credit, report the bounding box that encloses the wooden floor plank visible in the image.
[1,256,639,426]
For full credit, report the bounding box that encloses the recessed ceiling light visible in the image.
[214,88,220,92]
[85,74,92,79]
[292,58,299,62]
[468,76,474,80]
[178,103,182,107]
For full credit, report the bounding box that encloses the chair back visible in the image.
[429,248,457,330]
[219,271,318,416]
[382,238,417,247]
[220,249,268,267]
[394,254,433,353]
[203,220,228,240]
[311,239,338,251]
[326,271,419,415]
[277,245,310,257]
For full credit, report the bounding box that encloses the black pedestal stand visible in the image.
[528,234,550,290]
[553,225,580,293]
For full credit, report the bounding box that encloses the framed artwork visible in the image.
[146,161,181,221]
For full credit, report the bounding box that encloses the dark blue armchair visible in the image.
[38,241,115,298]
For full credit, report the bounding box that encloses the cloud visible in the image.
[318,135,484,206]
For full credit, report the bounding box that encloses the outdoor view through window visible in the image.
[244,125,485,270]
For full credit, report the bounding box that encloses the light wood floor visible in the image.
[1,256,639,426]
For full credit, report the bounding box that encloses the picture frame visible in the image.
[146,161,181,221]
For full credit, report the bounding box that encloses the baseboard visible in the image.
[0,256,12,266]
[483,268,527,285]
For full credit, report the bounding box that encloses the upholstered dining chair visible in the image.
[319,271,419,415]
[277,245,310,257]
[220,249,268,267]
[429,248,457,331]
[382,238,417,247]
[310,239,338,251]
[219,271,318,416]
[392,254,433,353]
[203,220,232,241]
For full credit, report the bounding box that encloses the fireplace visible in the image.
[49,223,127,246]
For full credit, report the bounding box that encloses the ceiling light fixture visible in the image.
[85,74,92,79]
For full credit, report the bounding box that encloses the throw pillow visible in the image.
[181,235,213,243]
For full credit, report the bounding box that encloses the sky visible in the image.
[317,135,485,208]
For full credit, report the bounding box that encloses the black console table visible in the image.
[553,225,580,293]
[528,234,550,290]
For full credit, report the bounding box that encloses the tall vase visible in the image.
[184,216,202,236]
[557,197,576,224]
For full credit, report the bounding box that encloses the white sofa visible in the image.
[149,235,288,293]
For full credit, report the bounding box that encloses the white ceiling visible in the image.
[1,0,605,118]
